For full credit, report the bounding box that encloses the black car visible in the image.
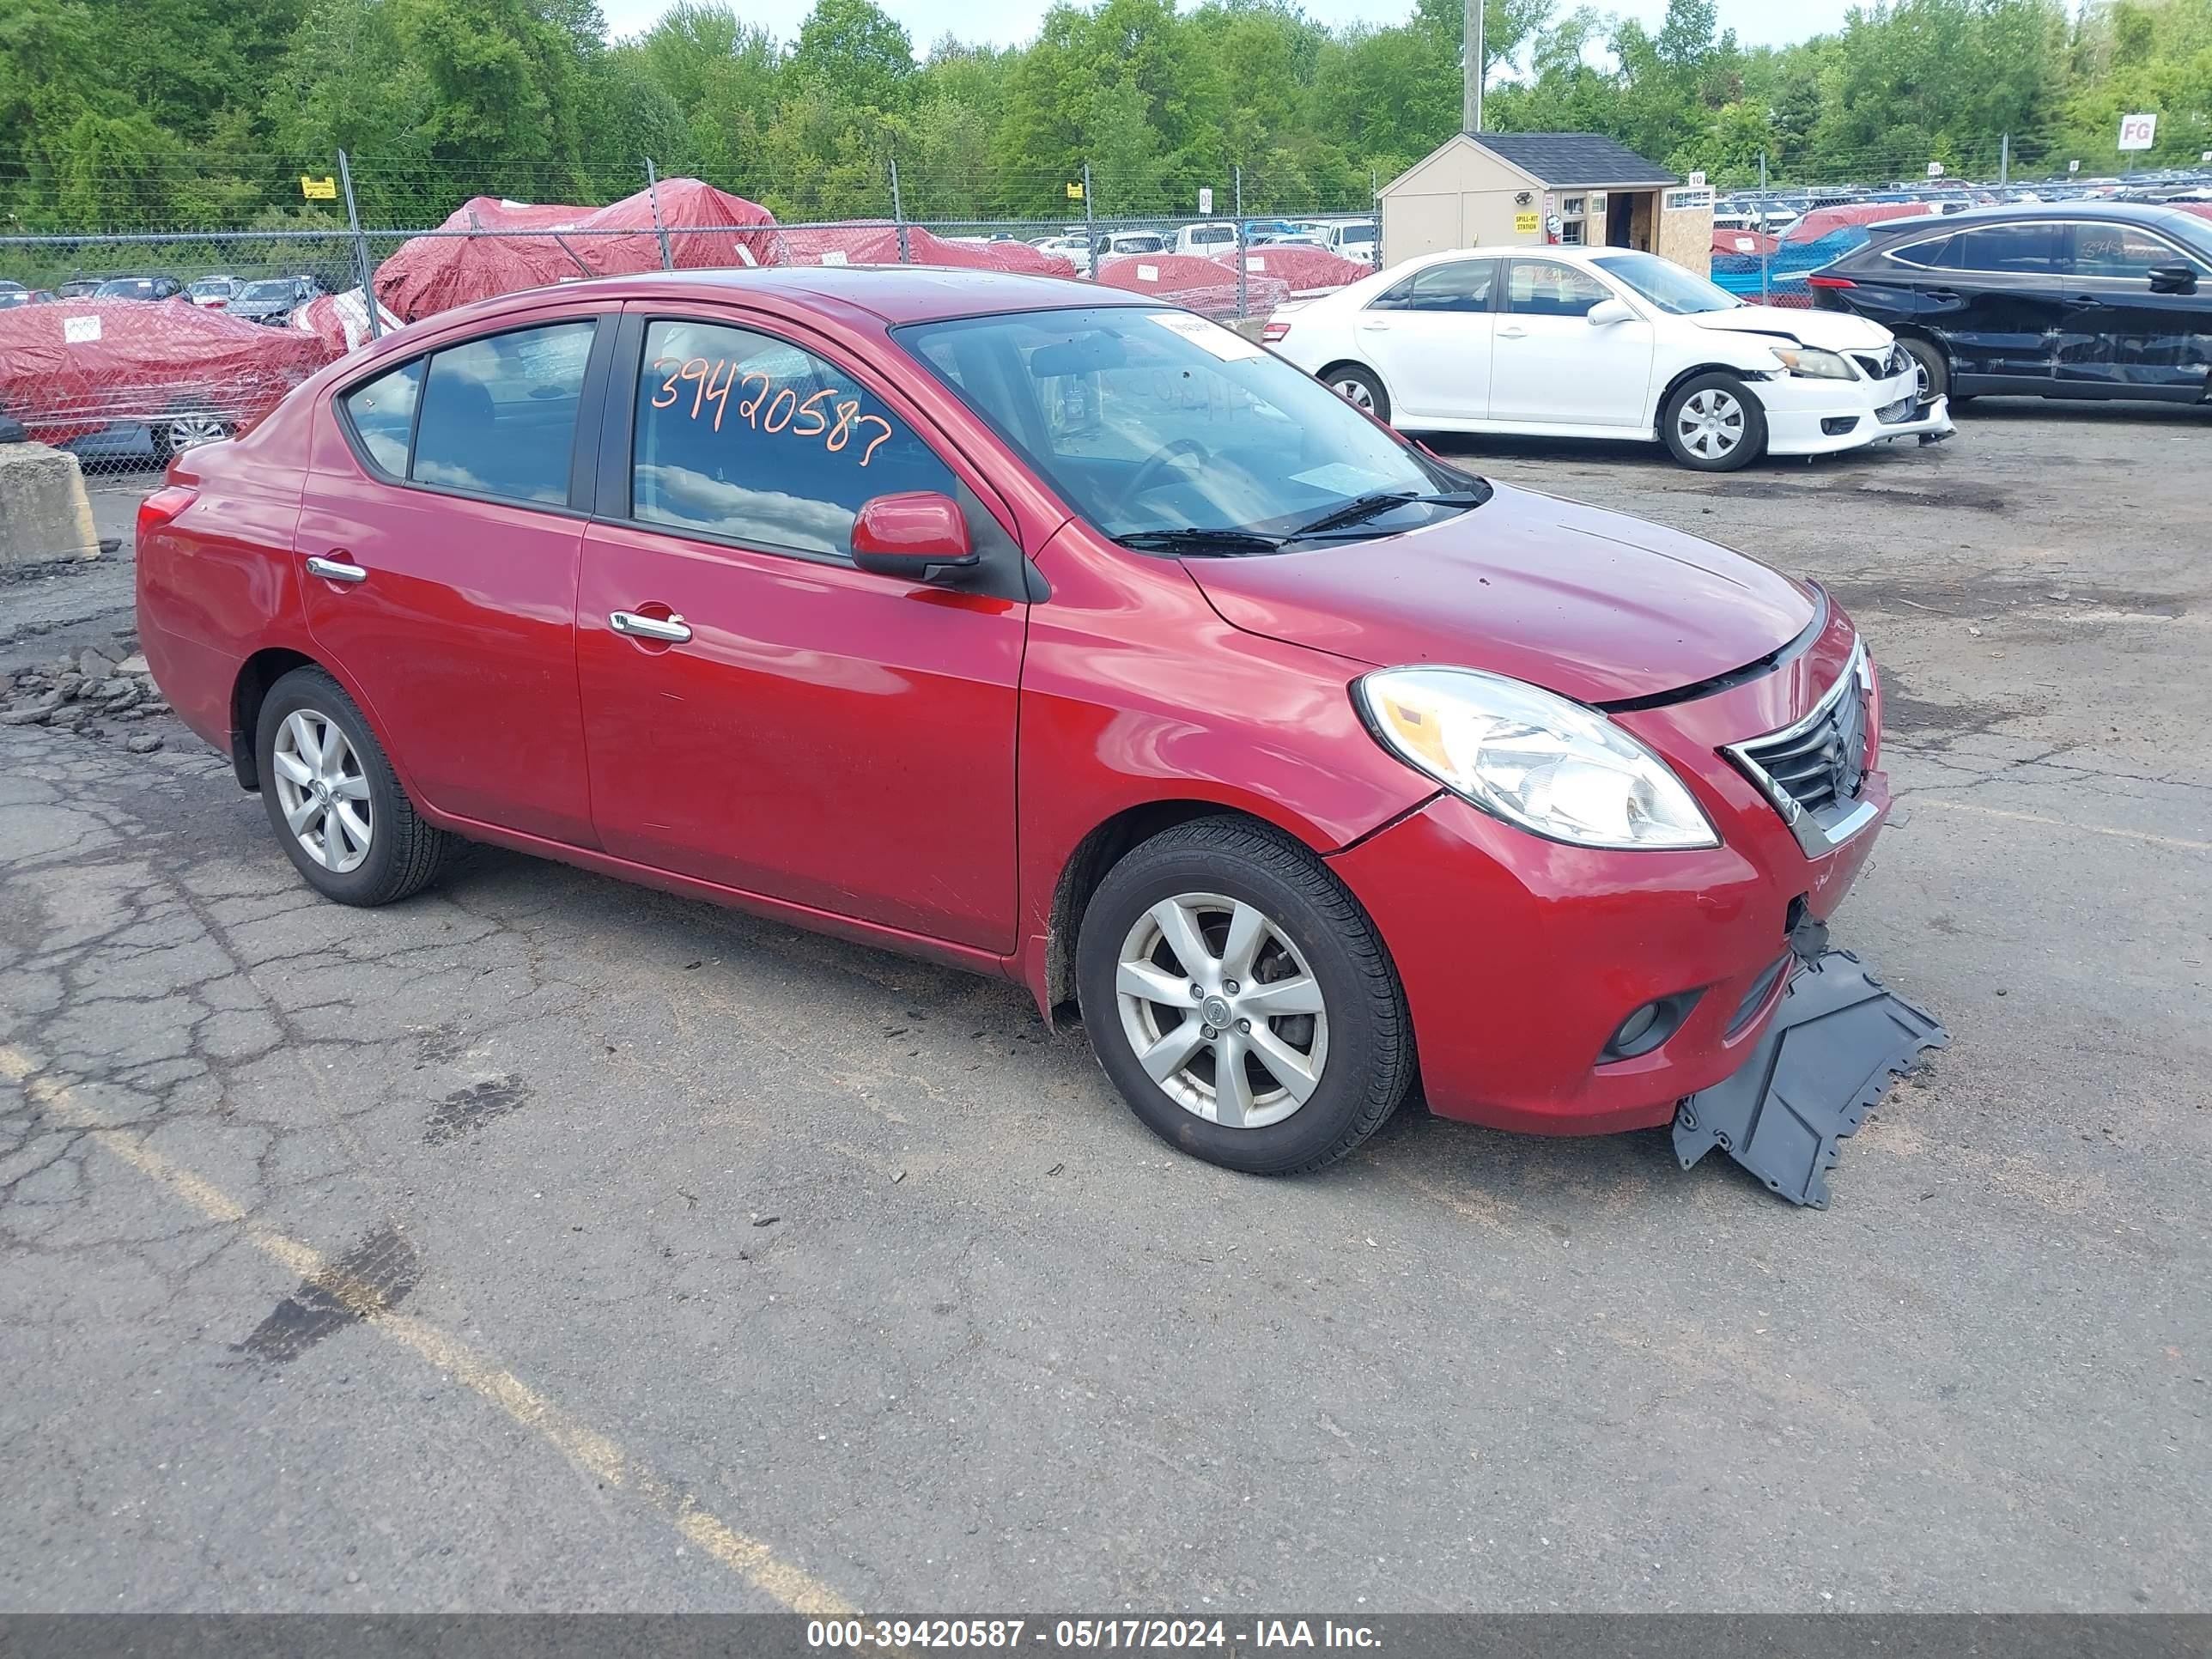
[1808,203,2210,406]
[90,275,186,301]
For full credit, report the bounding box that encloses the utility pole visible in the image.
[1463,0,1483,134]
[1082,161,1095,282]
[1757,149,1771,306]
[1998,133,2010,187]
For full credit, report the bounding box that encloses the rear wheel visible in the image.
[255,666,454,906]
[1661,372,1766,471]
[1323,363,1390,424]
[1898,337,1950,404]
[1075,817,1413,1175]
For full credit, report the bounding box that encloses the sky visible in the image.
[595,0,1866,56]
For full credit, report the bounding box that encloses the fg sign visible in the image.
[2118,112,2158,151]
[1198,186,1213,215]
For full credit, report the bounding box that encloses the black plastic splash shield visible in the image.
[1673,950,1947,1209]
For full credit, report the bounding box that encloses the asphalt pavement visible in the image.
[2,402,2206,1613]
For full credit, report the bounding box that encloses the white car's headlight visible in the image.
[1355,667,1718,850]
[1769,343,1856,380]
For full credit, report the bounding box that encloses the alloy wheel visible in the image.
[166,412,229,452]
[270,709,373,873]
[1115,892,1329,1130]
[1676,387,1745,459]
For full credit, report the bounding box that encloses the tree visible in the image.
[788,0,915,115]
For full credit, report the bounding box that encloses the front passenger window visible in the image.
[1504,262,1611,318]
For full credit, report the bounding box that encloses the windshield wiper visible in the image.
[1287,489,1487,539]
[1112,527,1285,556]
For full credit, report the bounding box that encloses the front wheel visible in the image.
[255,666,455,906]
[1075,817,1413,1175]
[1661,372,1767,471]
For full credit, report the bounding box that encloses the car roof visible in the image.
[1862,200,2206,238]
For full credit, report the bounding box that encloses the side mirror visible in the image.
[2147,264,2198,295]
[1586,298,1637,326]
[851,491,976,580]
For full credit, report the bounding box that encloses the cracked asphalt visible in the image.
[3,401,2207,1613]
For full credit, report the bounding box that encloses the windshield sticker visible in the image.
[650,356,893,465]
[64,314,100,344]
[1146,312,1262,362]
[1291,463,1389,495]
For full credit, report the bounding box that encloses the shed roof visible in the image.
[1470,131,1678,187]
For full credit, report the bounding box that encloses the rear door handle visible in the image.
[1358,320,1390,331]
[1923,288,1960,303]
[1497,325,1528,339]
[2066,294,2105,307]
[304,555,367,584]
[611,610,692,644]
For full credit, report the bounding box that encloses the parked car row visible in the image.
[0,272,330,321]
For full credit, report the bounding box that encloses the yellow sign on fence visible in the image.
[1513,211,1540,234]
[301,175,338,201]
[1065,181,1085,200]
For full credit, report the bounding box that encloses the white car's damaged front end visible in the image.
[1694,309,1955,457]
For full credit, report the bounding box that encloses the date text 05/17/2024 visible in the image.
[805,1619,1382,1650]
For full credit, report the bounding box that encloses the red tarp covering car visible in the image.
[1214,245,1371,296]
[1095,252,1290,320]
[1711,227,1781,256]
[776,222,1079,278]
[375,179,781,321]
[0,299,333,447]
[1781,202,1946,246]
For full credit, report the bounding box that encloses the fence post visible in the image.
[644,158,674,270]
[1234,164,1248,321]
[337,149,381,341]
[1082,161,1095,282]
[1757,149,1770,306]
[890,156,910,264]
[1371,168,1382,269]
[1999,133,2010,187]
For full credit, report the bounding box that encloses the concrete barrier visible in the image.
[0,443,101,566]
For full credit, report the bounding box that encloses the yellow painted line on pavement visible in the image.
[0,1044,853,1616]
[1909,797,2211,854]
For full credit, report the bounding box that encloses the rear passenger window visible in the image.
[630,319,955,558]
[410,322,595,505]
[1948,223,2059,274]
[2068,223,2198,278]
[341,360,422,477]
[1884,235,1955,269]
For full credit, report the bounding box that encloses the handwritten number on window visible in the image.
[651,356,894,465]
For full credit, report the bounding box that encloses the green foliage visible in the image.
[4,0,2211,234]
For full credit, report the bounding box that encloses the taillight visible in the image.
[137,485,197,539]
[1261,320,1290,343]
[1805,274,1856,289]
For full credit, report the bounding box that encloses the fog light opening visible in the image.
[1601,991,1703,1063]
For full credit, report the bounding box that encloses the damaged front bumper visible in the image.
[1674,949,1947,1209]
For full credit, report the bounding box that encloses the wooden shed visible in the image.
[1378,132,1715,275]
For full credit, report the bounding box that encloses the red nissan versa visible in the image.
[136,268,1893,1178]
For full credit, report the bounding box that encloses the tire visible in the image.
[1661,372,1767,471]
[1075,816,1413,1175]
[151,409,233,462]
[1322,362,1391,424]
[255,665,454,906]
[1898,336,1949,404]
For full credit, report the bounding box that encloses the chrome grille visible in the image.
[1723,643,1876,854]
[1851,346,1910,382]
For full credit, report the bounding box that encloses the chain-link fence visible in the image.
[0,153,1384,475]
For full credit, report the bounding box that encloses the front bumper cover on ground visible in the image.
[1674,950,1947,1209]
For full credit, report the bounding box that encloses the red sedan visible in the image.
[136,268,1895,1177]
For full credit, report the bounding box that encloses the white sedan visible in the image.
[1264,246,1953,471]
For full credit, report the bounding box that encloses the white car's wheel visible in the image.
[1660,373,1767,472]
[1323,364,1390,424]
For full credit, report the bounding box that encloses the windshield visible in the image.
[896,305,1483,549]
[1589,252,1742,314]
[240,280,297,301]
[94,279,161,299]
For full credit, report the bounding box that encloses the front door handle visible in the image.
[611,610,692,644]
[305,555,368,583]
[2066,294,2105,307]
[1358,320,1391,331]
[1497,325,1528,339]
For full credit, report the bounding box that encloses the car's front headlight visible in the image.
[1355,667,1718,850]
[1769,343,1856,380]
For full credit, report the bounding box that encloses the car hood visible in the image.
[1689,304,1891,352]
[1183,482,1818,704]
